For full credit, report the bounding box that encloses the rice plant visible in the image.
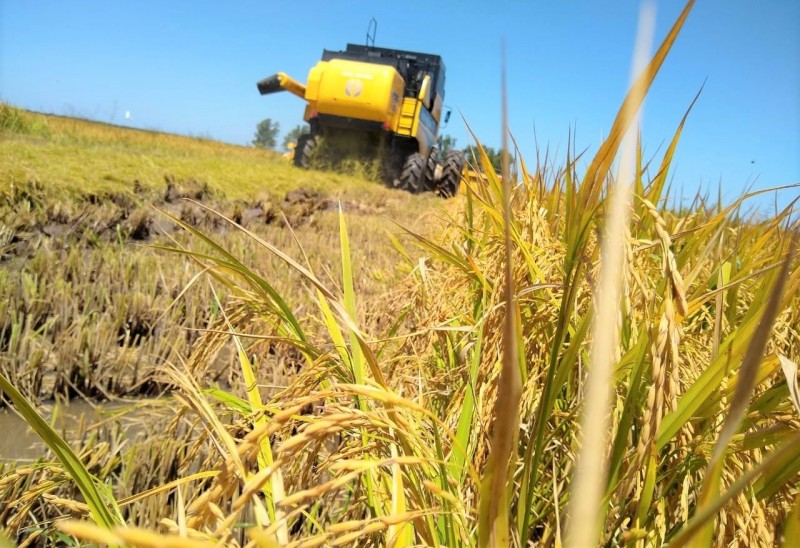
[2,0,800,546]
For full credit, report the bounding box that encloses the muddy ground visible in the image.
[0,176,414,407]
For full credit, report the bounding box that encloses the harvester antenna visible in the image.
[366,17,377,48]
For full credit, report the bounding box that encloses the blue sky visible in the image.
[1,1,798,208]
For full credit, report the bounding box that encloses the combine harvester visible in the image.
[256,29,465,197]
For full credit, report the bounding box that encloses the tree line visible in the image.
[252,118,308,151]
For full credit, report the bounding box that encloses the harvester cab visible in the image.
[257,42,465,197]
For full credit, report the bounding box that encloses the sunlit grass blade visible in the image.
[448,329,482,486]
[316,287,351,373]
[220,296,287,539]
[339,203,365,386]
[206,387,252,414]
[57,520,215,547]
[644,84,703,209]
[337,203,385,522]
[580,0,694,210]
[387,438,411,547]
[116,471,219,507]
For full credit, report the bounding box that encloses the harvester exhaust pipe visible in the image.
[256,72,306,99]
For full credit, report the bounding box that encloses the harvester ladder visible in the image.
[398,98,417,135]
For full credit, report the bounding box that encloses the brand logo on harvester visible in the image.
[344,79,363,98]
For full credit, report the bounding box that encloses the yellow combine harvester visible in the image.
[257,43,465,197]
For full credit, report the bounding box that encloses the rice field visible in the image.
[2,2,800,546]
[0,104,442,404]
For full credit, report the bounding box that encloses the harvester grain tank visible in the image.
[257,43,465,197]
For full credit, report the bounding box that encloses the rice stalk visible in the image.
[478,42,522,548]
[566,4,656,546]
[6,1,800,545]
[519,3,696,537]
[684,233,797,545]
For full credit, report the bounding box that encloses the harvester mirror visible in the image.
[444,109,452,125]
[418,74,432,108]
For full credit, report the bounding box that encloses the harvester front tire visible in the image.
[293,134,317,169]
[438,150,466,198]
[395,153,434,194]
[422,149,439,192]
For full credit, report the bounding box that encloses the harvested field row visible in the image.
[1,106,442,405]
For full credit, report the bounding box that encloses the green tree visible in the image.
[463,145,506,173]
[282,124,310,150]
[436,134,457,156]
[253,118,280,149]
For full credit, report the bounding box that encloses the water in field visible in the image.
[0,399,157,463]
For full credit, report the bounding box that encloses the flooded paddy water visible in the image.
[0,398,162,463]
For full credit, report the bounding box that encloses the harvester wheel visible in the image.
[293,134,318,169]
[423,151,438,192]
[438,150,466,198]
[395,153,434,194]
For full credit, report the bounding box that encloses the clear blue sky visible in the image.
[1,1,798,208]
